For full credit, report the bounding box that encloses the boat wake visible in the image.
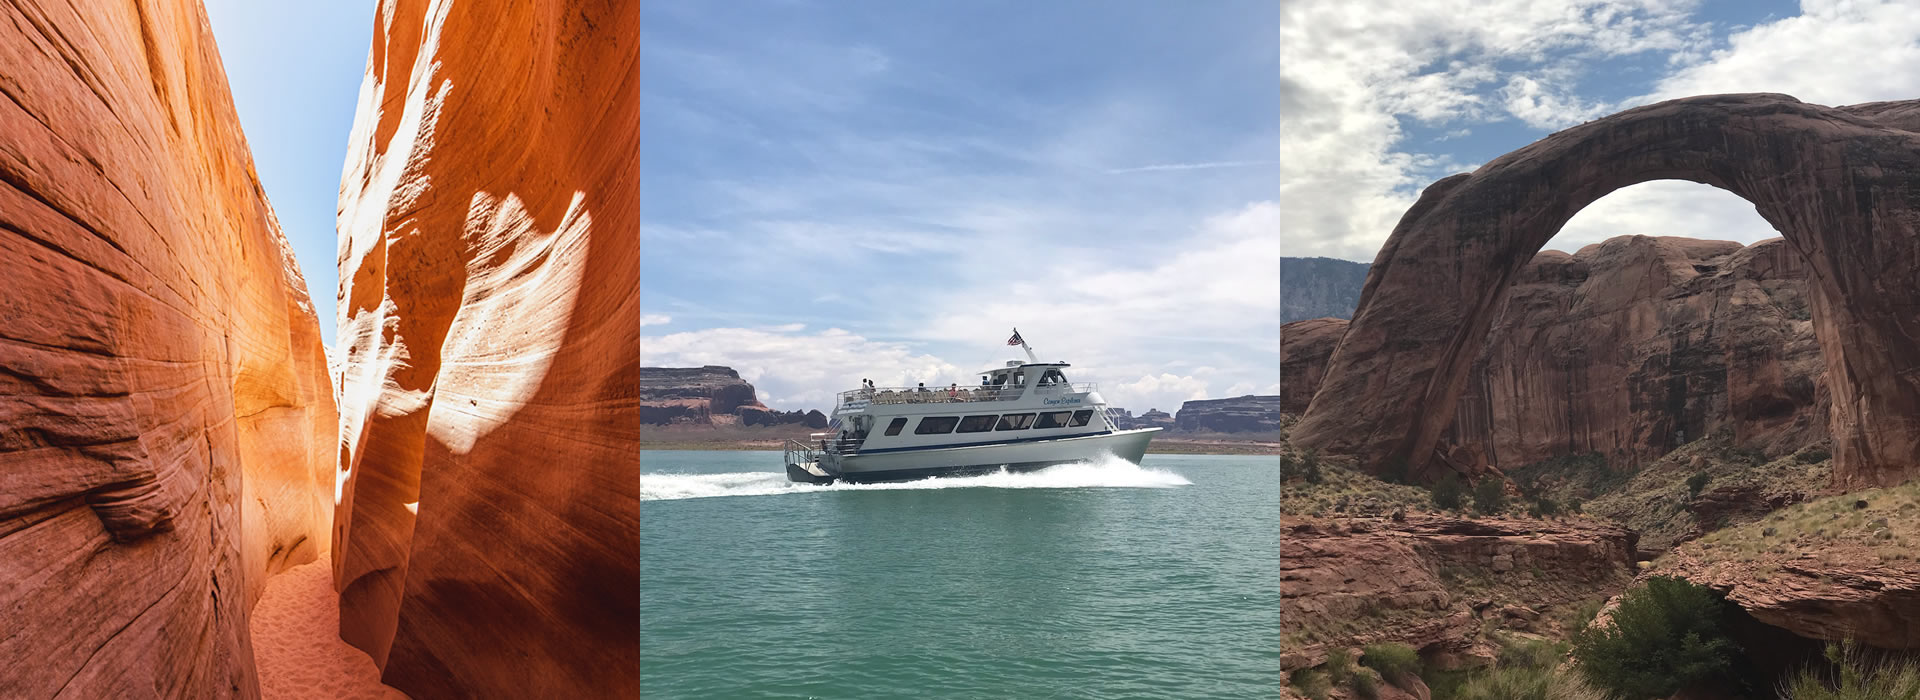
[641,454,1191,501]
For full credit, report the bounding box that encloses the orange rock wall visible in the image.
[0,0,336,696]
[331,0,638,696]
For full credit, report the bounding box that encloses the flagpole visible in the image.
[1014,327,1038,364]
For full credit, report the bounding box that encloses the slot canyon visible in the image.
[0,0,637,697]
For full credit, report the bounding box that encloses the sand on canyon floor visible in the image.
[250,557,407,699]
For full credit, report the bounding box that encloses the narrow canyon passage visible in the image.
[250,558,406,699]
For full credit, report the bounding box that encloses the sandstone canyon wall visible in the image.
[330,0,638,697]
[0,1,335,696]
[1294,94,1920,487]
[1282,236,1828,473]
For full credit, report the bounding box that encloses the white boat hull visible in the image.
[800,428,1160,483]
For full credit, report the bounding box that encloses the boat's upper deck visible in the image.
[834,360,1096,414]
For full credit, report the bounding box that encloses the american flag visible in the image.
[1007,330,1023,346]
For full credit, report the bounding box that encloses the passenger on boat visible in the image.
[948,383,958,399]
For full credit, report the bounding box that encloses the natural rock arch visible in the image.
[1293,93,1920,488]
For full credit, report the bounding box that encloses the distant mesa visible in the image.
[1175,395,1282,433]
[641,366,828,429]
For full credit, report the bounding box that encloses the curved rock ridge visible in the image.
[0,0,335,695]
[1294,94,1920,487]
[331,0,637,696]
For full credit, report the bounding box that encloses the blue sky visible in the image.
[204,1,373,347]
[641,0,1280,413]
[1282,0,1920,264]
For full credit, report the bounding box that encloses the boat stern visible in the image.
[786,460,837,485]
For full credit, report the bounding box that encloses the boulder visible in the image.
[331,0,638,697]
[0,1,336,696]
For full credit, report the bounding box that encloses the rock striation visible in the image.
[330,0,637,697]
[1295,94,1920,487]
[1174,395,1281,434]
[0,0,335,695]
[641,365,825,428]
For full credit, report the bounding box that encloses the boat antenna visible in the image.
[1010,327,1038,364]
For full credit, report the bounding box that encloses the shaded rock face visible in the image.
[1282,516,1635,671]
[1657,545,1920,650]
[1281,318,1348,415]
[1447,236,1827,470]
[1295,94,1920,487]
[0,0,336,696]
[1175,395,1281,433]
[331,0,637,697]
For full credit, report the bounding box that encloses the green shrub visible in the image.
[1288,668,1329,700]
[1431,473,1466,511]
[1572,576,1739,697]
[1351,671,1379,700]
[1325,648,1352,684]
[1380,459,1410,484]
[1303,449,1323,485]
[1473,478,1508,516]
[1687,471,1712,498]
[1567,498,1583,514]
[1529,497,1560,519]
[1361,642,1421,686]
[1785,639,1920,699]
[1799,447,1833,464]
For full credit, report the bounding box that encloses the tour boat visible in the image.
[784,331,1160,484]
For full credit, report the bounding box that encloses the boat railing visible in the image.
[835,382,1096,407]
[783,439,816,470]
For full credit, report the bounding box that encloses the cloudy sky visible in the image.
[1283,0,1920,264]
[641,0,1280,414]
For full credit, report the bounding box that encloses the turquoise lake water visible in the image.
[640,450,1280,698]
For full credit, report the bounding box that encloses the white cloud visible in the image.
[1114,373,1212,416]
[641,314,672,326]
[1642,0,1920,106]
[1283,0,1920,266]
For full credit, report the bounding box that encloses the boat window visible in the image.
[884,417,908,436]
[957,415,998,433]
[1069,410,1094,427]
[996,413,1036,431]
[1013,372,1025,386]
[1035,411,1073,429]
[914,416,959,435]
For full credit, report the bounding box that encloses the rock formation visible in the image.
[0,0,335,695]
[640,365,824,428]
[331,0,637,697]
[1281,318,1348,415]
[1174,395,1282,433]
[1282,515,1635,671]
[1295,94,1920,487]
[1286,235,1830,481]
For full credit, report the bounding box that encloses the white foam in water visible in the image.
[641,453,1191,501]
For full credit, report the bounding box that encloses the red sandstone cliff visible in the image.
[1282,235,1828,473]
[0,1,336,695]
[330,0,638,697]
